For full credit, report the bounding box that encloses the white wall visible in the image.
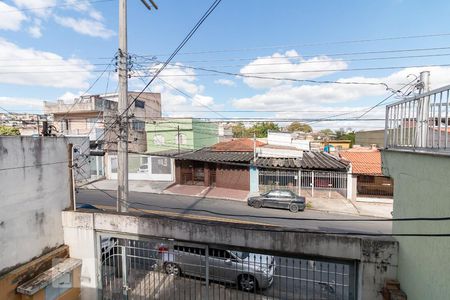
[267,131,310,150]
[0,136,88,273]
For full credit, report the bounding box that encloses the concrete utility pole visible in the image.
[117,0,129,212]
[417,71,431,148]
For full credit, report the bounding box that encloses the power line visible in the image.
[141,45,450,64]
[143,33,450,56]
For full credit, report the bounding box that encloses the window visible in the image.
[175,133,187,145]
[135,100,145,108]
[267,191,280,197]
[151,157,171,174]
[209,248,232,259]
[131,120,145,131]
[174,245,205,255]
[280,191,292,197]
[153,134,165,145]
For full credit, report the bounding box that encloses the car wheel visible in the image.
[238,274,258,292]
[289,203,299,213]
[164,262,181,276]
[252,200,262,209]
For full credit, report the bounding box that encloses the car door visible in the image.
[208,248,236,284]
[263,190,280,208]
[275,191,291,209]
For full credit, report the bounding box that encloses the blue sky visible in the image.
[2,0,450,129]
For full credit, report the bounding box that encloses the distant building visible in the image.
[44,92,161,179]
[218,122,234,141]
[340,147,393,200]
[355,129,385,148]
[320,140,352,153]
[266,131,311,150]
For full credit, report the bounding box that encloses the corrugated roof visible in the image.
[148,149,193,157]
[175,148,254,163]
[339,149,382,175]
[255,151,348,171]
[212,138,266,152]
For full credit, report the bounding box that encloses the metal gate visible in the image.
[300,170,347,199]
[99,234,357,300]
[258,169,299,194]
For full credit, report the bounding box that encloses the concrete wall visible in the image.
[62,210,398,300]
[356,130,385,148]
[382,150,450,300]
[0,136,87,274]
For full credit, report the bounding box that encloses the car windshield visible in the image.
[230,251,249,260]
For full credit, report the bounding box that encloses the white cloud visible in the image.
[129,63,219,117]
[53,15,115,39]
[214,78,236,86]
[233,66,450,110]
[0,96,44,111]
[240,50,347,89]
[0,2,27,31]
[12,0,56,17]
[0,38,93,88]
[27,19,43,38]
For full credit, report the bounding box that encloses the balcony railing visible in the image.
[385,84,450,153]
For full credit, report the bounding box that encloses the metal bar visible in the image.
[446,90,449,149]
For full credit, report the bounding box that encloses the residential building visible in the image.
[111,118,220,182]
[340,147,393,200]
[266,131,311,150]
[382,83,450,299]
[321,140,352,152]
[44,92,161,179]
[146,117,218,153]
[355,129,385,148]
[218,122,234,141]
[173,138,261,190]
[0,136,88,300]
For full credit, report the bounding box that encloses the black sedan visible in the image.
[247,189,306,213]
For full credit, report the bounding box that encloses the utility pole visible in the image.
[177,125,180,154]
[117,0,129,212]
[253,132,256,160]
[417,71,431,148]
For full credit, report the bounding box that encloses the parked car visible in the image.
[159,243,275,292]
[138,164,148,173]
[247,189,306,212]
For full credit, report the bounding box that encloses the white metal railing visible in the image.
[385,84,450,153]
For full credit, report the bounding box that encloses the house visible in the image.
[172,138,264,191]
[320,140,352,152]
[382,82,450,299]
[113,118,220,182]
[44,92,161,180]
[339,147,394,200]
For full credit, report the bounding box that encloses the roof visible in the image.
[175,148,254,164]
[212,138,266,152]
[339,149,382,175]
[148,149,192,157]
[255,151,349,171]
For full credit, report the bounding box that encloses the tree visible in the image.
[232,122,250,138]
[320,128,334,137]
[286,122,312,133]
[335,130,355,146]
[0,126,20,136]
[250,122,280,138]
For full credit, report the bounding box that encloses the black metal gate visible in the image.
[99,235,357,300]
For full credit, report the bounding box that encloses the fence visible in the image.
[99,235,356,300]
[385,84,450,152]
[356,175,393,198]
[258,169,348,199]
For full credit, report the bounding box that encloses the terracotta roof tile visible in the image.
[212,138,265,152]
[339,149,382,175]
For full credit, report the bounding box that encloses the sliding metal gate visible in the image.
[99,234,357,300]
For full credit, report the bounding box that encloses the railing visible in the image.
[99,235,356,300]
[385,84,450,152]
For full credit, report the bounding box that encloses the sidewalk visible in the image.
[80,179,173,194]
[163,184,249,201]
[307,197,393,218]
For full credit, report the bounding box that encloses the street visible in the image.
[78,189,391,234]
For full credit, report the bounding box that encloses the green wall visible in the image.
[146,118,218,153]
[382,150,450,300]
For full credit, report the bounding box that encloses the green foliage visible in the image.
[232,122,280,138]
[319,128,334,137]
[286,122,312,133]
[0,126,20,136]
[335,129,355,146]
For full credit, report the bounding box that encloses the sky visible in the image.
[2,0,450,130]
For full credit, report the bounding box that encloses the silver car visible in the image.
[160,243,275,292]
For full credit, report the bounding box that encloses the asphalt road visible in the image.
[78,189,391,234]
